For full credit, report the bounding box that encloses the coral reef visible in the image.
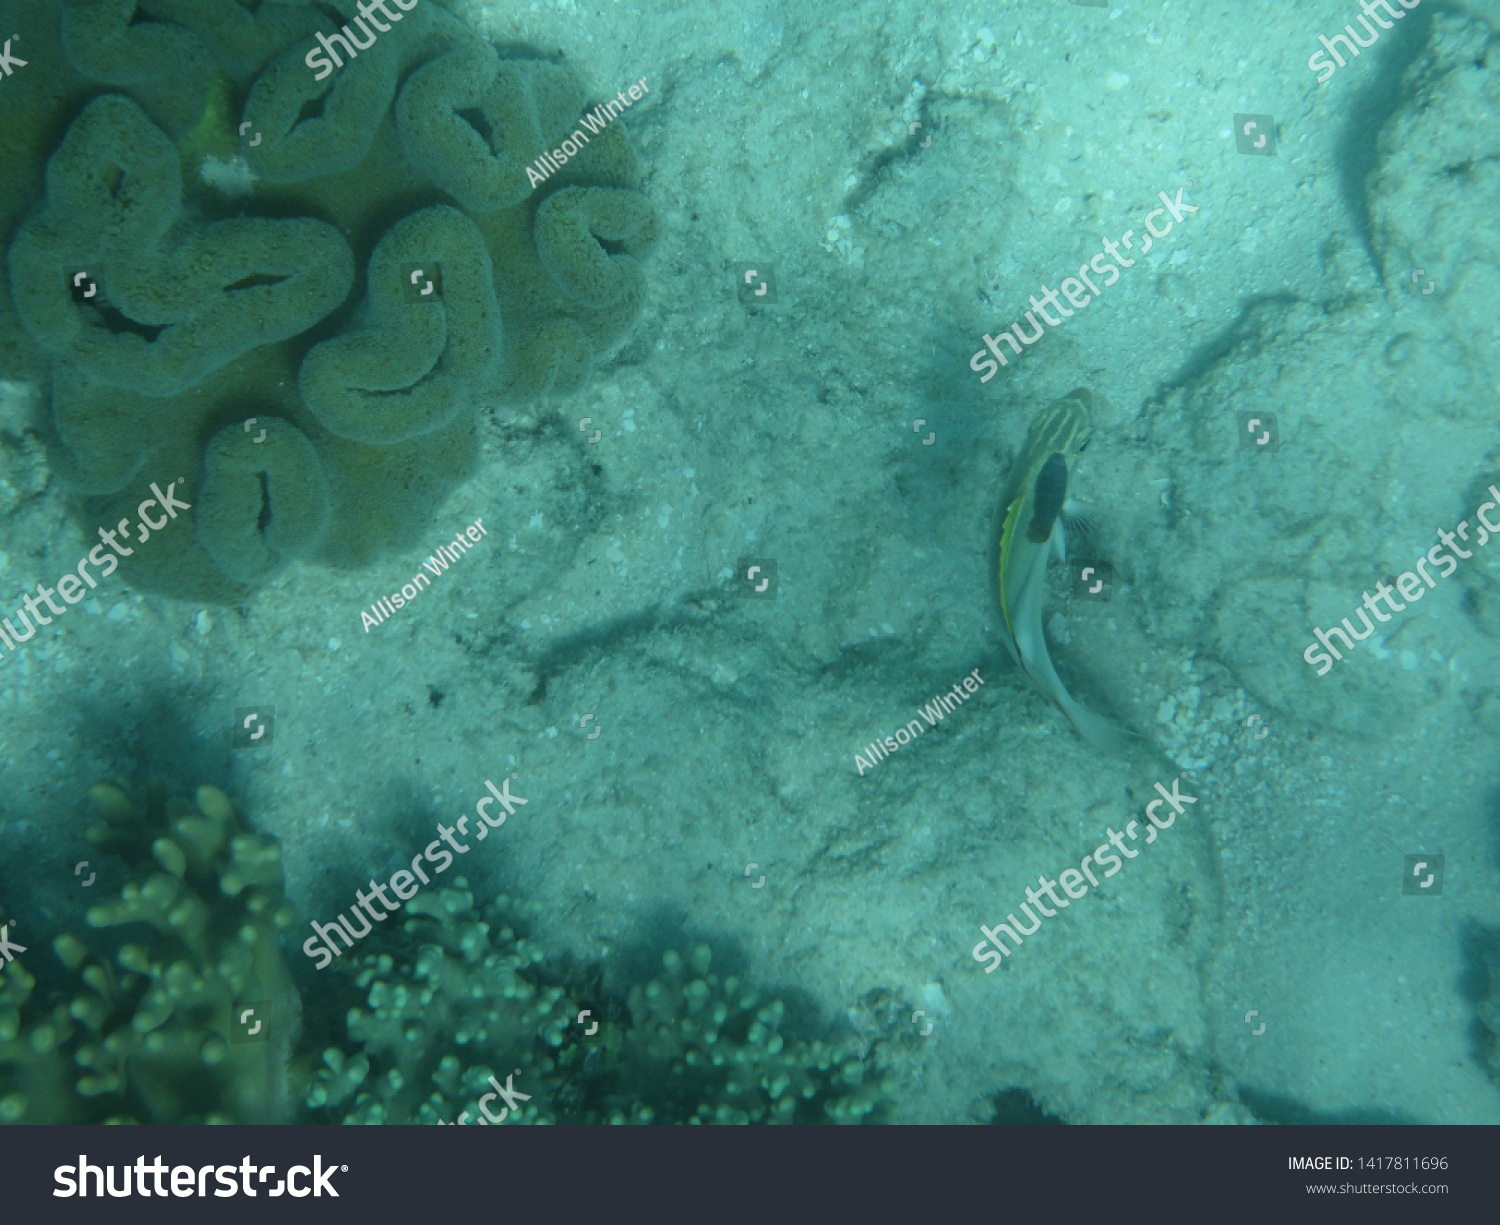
[0,929,78,1125]
[552,942,894,1124]
[0,781,299,1123]
[4,783,891,1125]
[0,0,655,600]
[303,881,569,1125]
[9,94,354,397]
[306,888,892,1125]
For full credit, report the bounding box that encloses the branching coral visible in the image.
[0,781,300,1123]
[3,785,891,1126]
[1,0,656,601]
[304,881,569,1125]
[555,943,893,1124]
[0,910,79,1125]
[309,898,894,1125]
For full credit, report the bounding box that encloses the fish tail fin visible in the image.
[1054,689,1129,754]
[1014,627,1129,754]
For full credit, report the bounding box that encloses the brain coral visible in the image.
[1,0,655,601]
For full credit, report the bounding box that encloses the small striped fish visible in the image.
[991,388,1124,752]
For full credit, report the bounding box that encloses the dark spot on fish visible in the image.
[1028,452,1068,543]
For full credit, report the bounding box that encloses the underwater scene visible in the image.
[0,0,1497,1130]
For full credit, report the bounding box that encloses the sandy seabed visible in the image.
[2,0,1499,1124]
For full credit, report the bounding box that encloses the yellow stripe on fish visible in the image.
[992,388,1124,752]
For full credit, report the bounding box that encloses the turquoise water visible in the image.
[0,0,1497,1125]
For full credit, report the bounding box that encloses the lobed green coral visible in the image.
[307,891,891,1125]
[0,781,300,1123]
[3,782,892,1125]
[0,898,78,1125]
[303,881,570,1125]
[1,0,656,601]
[9,94,354,397]
[552,942,895,1124]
